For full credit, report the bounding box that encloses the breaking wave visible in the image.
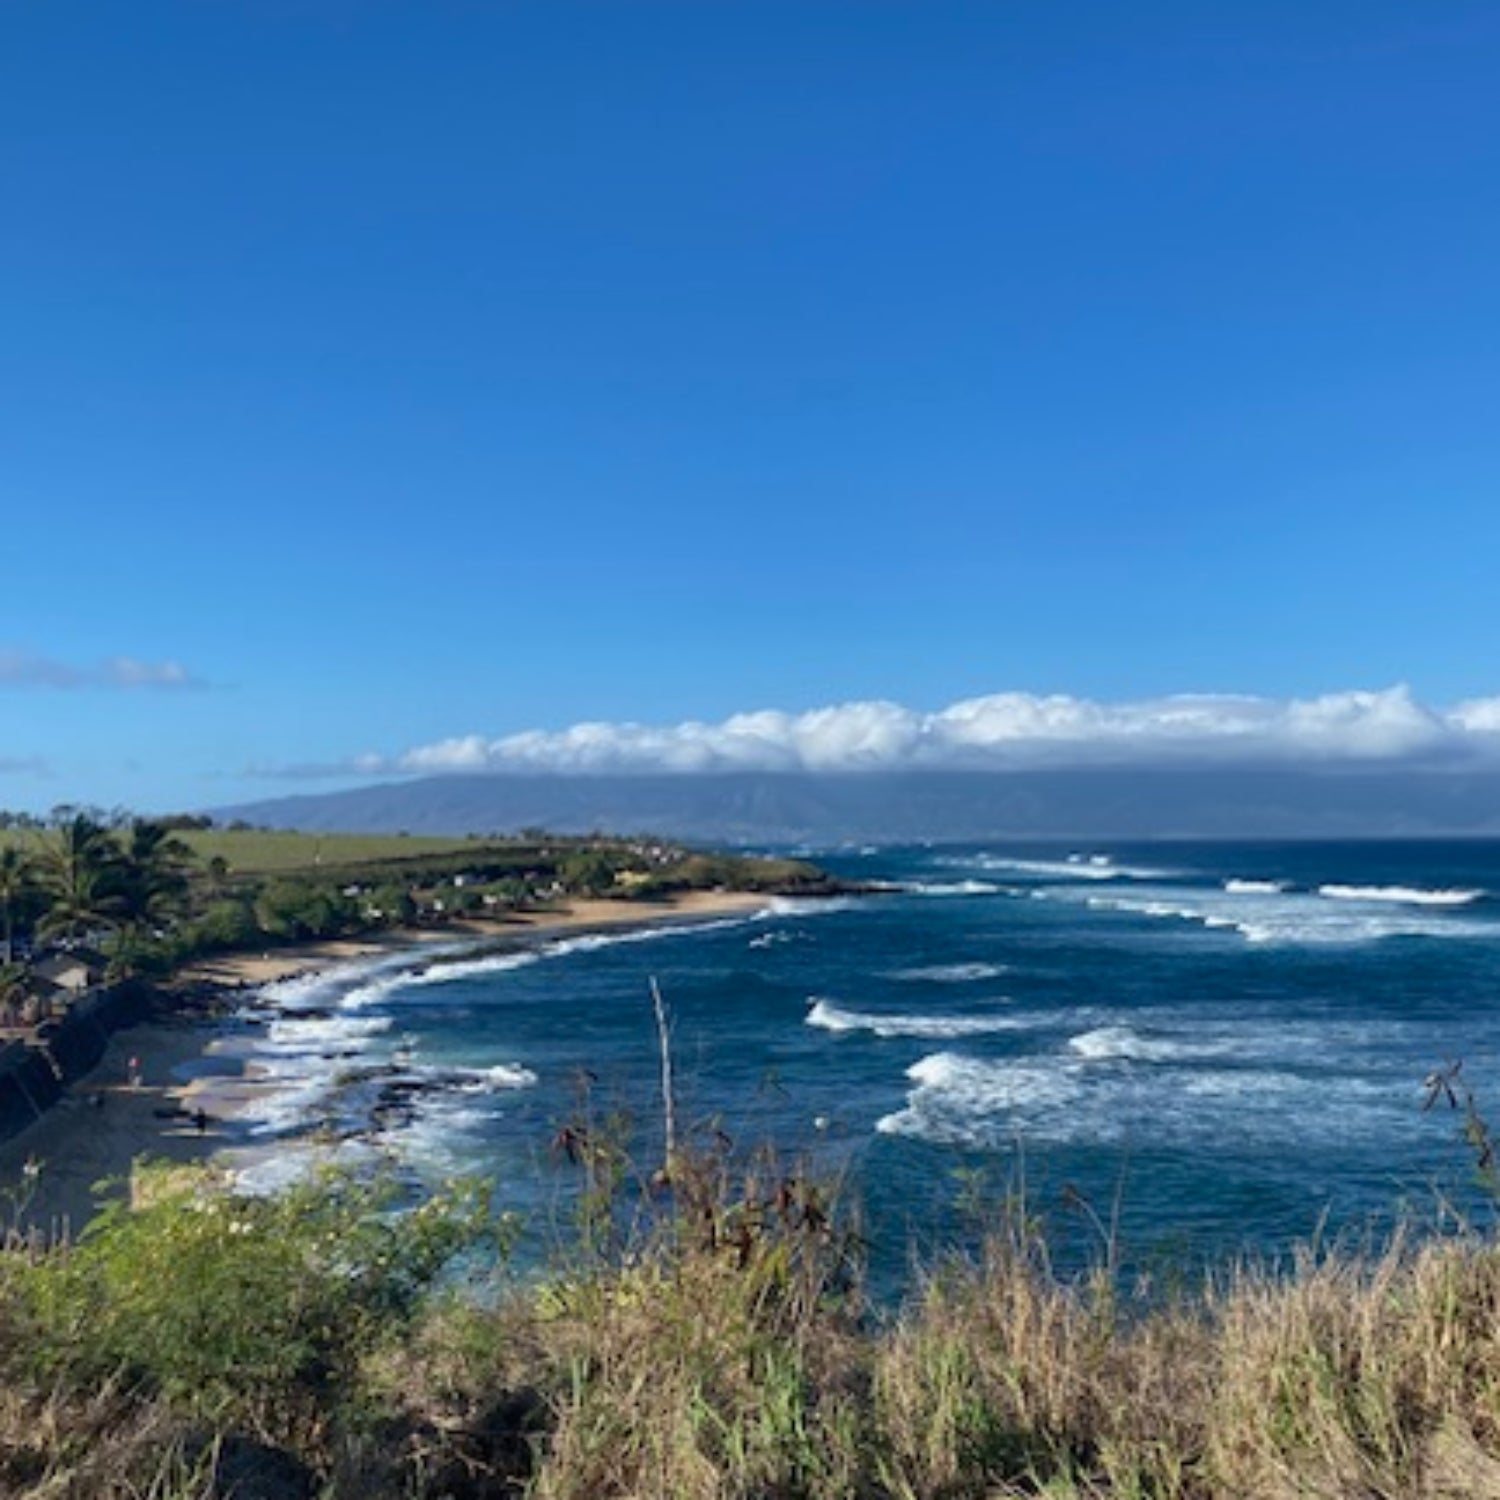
[875,1047,1402,1150]
[263,1013,394,1051]
[961,853,1176,882]
[807,998,1022,1040]
[887,962,1009,983]
[876,1053,1081,1144]
[898,880,1003,897]
[1066,1025,1193,1062]
[416,1062,539,1093]
[1318,884,1484,907]
[1058,884,1500,947]
[233,913,755,1166]
[330,916,759,1010]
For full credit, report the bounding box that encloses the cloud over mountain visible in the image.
[343,686,1500,779]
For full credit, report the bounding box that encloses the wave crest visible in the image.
[1067,1025,1187,1062]
[807,998,1020,1040]
[875,1053,1081,1145]
[1318,884,1483,907]
[888,962,1008,983]
[899,880,1003,897]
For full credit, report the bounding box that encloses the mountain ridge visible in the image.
[210,769,1500,843]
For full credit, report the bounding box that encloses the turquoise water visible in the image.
[225,842,1500,1285]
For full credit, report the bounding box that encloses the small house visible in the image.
[32,948,106,994]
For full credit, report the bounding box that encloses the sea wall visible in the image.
[0,983,151,1146]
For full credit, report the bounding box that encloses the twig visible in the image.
[650,975,677,1175]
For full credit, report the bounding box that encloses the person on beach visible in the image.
[127,1056,142,1090]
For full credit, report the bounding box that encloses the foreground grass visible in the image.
[7,1160,1500,1498]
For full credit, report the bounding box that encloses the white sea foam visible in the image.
[453,1063,539,1092]
[237,1048,537,1142]
[263,1013,394,1050]
[1068,1026,1182,1062]
[1083,894,1209,927]
[231,1151,320,1197]
[1318,884,1484,907]
[899,880,1003,897]
[807,998,1021,1040]
[337,951,542,1009]
[397,1107,491,1174]
[875,1053,1081,1144]
[254,941,475,1013]
[759,895,862,918]
[256,959,401,1012]
[234,931,546,1138]
[331,915,757,1011]
[1224,878,1289,894]
[962,854,1174,882]
[233,911,759,1164]
[544,916,749,958]
[1053,882,1499,947]
[349,1062,538,1180]
[236,1072,340,1138]
[977,857,1119,881]
[875,1043,1406,1150]
[888,962,1009,983]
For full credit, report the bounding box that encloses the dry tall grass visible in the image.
[9,1153,1500,1496]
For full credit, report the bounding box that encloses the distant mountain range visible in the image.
[211,769,1500,843]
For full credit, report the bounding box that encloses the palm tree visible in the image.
[0,845,38,964]
[116,819,196,934]
[35,813,125,942]
[0,961,28,1026]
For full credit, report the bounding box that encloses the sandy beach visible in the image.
[0,890,769,1238]
[172,889,769,988]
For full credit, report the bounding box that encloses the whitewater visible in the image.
[220,840,1500,1278]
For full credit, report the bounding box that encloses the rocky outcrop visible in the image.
[0,983,151,1145]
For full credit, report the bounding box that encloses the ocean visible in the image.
[212,841,1500,1289]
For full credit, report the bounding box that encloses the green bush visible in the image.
[2,1164,507,1434]
[254,879,359,940]
[182,897,261,953]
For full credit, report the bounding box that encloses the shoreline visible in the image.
[171,888,770,989]
[0,889,772,1237]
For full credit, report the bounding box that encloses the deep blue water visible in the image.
[224,841,1500,1287]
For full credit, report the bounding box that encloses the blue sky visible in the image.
[3,1,1499,811]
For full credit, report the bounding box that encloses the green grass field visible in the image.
[0,826,483,876]
[177,829,486,875]
[0,824,836,902]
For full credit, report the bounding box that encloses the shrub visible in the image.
[253,879,358,940]
[1,1164,506,1440]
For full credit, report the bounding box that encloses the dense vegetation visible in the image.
[5,1111,1500,1499]
[0,809,837,1017]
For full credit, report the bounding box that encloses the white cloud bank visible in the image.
[350,686,1500,779]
